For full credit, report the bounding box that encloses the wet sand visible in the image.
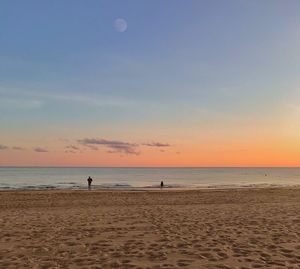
[1,188,300,268]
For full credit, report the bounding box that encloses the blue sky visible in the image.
[0,1,300,166]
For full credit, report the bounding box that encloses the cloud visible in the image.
[78,138,139,155]
[0,86,133,108]
[46,92,133,107]
[86,145,99,151]
[12,146,25,150]
[0,144,8,150]
[65,150,77,154]
[34,147,49,153]
[0,87,43,110]
[0,145,26,151]
[65,145,80,150]
[143,142,171,147]
[65,145,81,154]
[0,98,43,109]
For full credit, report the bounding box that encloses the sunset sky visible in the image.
[1,0,300,166]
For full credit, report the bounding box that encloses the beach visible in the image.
[1,188,300,269]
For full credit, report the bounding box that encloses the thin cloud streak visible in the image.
[65,150,77,154]
[0,98,42,109]
[0,144,8,150]
[0,86,134,108]
[12,146,25,150]
[143,142,171,147]
[34,147,49,153]
[65,145,80,150]
[65,145,81,154]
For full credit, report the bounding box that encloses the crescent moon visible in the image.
[114,18,127,32]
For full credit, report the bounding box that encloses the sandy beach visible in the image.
[1,188,300,269]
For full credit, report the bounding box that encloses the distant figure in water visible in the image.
[87,176,93,190]
[160,181,164,189]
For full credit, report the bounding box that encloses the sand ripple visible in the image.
[0,188,300,268]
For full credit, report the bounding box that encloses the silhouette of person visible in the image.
[160,181,164,189]
[87,176,93,190]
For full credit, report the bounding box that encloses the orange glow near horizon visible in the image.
[1,135,300,167]
[1,106,300,167]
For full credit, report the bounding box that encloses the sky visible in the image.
[0,0,300,167]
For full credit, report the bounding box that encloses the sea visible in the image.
[0,167,300,190]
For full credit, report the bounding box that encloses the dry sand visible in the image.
[1,188,300,269]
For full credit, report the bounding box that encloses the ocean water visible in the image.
[0,167,300,190]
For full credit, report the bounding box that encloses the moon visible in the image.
[114,18,127,32]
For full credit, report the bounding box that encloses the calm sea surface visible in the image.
[1,167,300,190]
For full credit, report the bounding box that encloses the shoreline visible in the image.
[1,183,300,192]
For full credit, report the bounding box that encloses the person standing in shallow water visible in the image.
[87,176,93,190]
[160,181,164,189]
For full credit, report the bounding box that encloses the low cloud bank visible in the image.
[78,138,139,155]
